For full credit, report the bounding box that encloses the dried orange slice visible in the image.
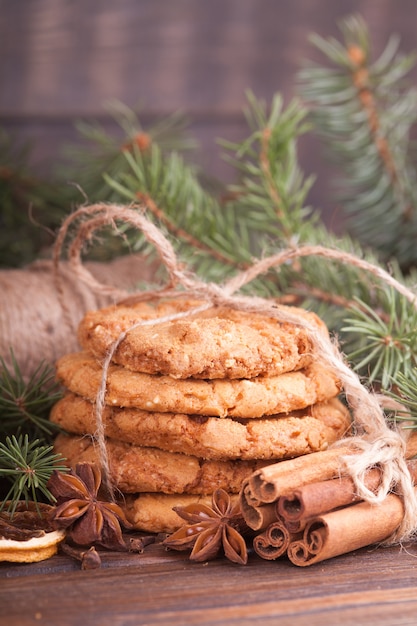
[0,529,66,563]
[0,501,66,563]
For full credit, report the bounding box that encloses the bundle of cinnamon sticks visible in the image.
[240,440,417,566]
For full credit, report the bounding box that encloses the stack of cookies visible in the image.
[51,297,351,533]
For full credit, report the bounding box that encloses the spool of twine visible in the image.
[0,254,159,379]
[47,202,417,543]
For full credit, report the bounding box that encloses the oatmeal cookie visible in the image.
[55,352,342,418]
[77,298,327,379]
[51,394,350,461]
[53,433,269,495]
[122,493,239,534]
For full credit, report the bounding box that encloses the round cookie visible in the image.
[77,298,327,379]
[122,493,239,534]
[51,394,351,461]
[53,433,270,495]
[55,352,342,418]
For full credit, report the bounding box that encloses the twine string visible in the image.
[54,203,417,541]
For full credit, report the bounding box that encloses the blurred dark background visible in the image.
[1,0,417,229]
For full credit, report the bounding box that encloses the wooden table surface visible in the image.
[2,540,417,626]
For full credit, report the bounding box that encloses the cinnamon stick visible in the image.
[239,480,278,531]
[253,520,298,561]
[277,458,417,533]
[286,488,410,567]
[276,467,382,532]
[242,445,356,510]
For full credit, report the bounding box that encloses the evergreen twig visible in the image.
[61,100,196,202]
[0,351,63,441]
[342,289,417,389]
[0,434,68,514]
[298,13,417,269]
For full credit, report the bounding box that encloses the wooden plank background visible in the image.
[3,541,417,626]
[1,0,417,227]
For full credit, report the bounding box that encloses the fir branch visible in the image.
[298,13,417,269]
[67,92,317,296]
[0,435,68,514]
[342,288,417,389]
[136,191,247,269]
[103,135,266,289]
[61,101,196,205]
[220,91,316,248]
[0,351,63,441]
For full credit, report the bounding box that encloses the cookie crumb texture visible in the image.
[51,394,351,461]
[53,433,268,495]
[78,299,327,379]
[56,352,341,418]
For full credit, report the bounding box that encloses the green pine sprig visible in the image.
[101,92,319,296]
[60,100,196,202]
[58,101,198,261]
[219,91,316,247]
[0,434,68,514]
[0,351,63,441]
[98,122,269,291]
[298,13,417,270]
[342,288,417,389]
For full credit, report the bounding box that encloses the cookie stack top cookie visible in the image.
[76,297,328,380]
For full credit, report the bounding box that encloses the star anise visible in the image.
[163,489,249,565]
[47,462,132,551]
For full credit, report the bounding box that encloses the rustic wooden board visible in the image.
[1,0,417,223]
[2,0,417,115]
[2,541,417,625]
